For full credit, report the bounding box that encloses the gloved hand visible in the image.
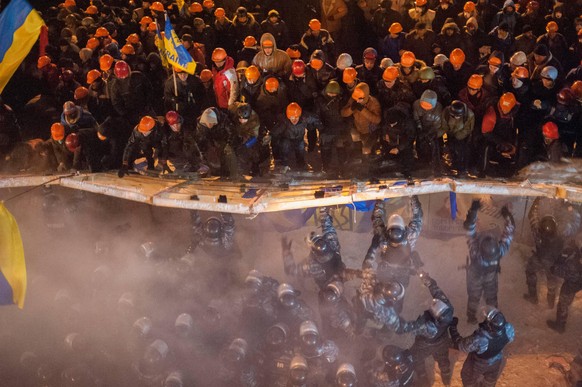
[118,164,128,178]
[451,316,459,327]
[418,271,435,287]
[470,199,482,212]
[281,236,292,252]
[501,205,514,224]
[352,101,364,111]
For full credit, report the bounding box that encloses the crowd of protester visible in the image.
[2,0,582,179]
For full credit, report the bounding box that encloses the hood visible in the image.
[502,0,514,10]
[233,12,256,27]
[354,82,370,102]
[260,32,278,51]
[441,21,460,34]
[466,16,479,29]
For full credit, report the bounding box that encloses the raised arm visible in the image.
[499,205,515,257]
[406,195,423,249]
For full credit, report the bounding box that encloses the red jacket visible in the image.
[212,56,238,109]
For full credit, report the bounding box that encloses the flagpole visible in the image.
[172,67,179,111]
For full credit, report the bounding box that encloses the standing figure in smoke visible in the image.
[297,320,339,385]
[240,269,280,342]
[318,280,357,340]
[463,200,515,324]
[449,307,515,387]
[219,338,259,387]
[186,210,239,291]
[400,272,454,387]
[523,197,581,308]
[282,207,359,290]
[276,283,315,334]
[547,245,582,333]
[256,323,294,387]
[362,196,423,288]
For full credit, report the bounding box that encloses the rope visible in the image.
[1,173,76,203]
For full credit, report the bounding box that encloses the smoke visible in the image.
[0,188,580,386]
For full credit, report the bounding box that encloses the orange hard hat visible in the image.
[244,65,260,82]
[382,66,399,81]
[97,132,107,141]
[95,26,109,38]
[51,123,65,141]
[467,74,483,89]
[309,19,321,31]
[74,86,88,100]
[212,47,227,62]
[262,39,274,48]
[388,22,403,34]
[449,48,465,66]
[37,55,51,69]
[415,0,427,6]
[189,2,203,13]
[243,36,257,47]
[200,69,213,82]
[352,87,365,100]
[214,7,225,17]
[571,80,582,99]
[99,54,114,71]
[265,77,279,93]
[63,0,76,7]
[464,1,476,11]
[286,102,302,119]
[138,116,156,133]
[86,37,100,50]
[147,22,157,32]
[546,21,558,33]
[140,16,153,25]
[343,67,357,84]
[310,58,324,70]
[400,51,416,67]
[511,66,529,79]
[150,1,164,12]
[542,121,559,139]
[203,0,214,8]
[286,47,301,59]
[174,66,184,73]
[86,69,101,84]
[499,92,516,113]
[488,56,502,66]
[126,33,140,44]
[121,44,135,55]
[85,5,98,14]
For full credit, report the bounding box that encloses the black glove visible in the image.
[501,205,514,224]
[451,316,459,327]
[419,271,435,287]
[352,101,364,111]
[118,164,128,178]
[470,199,481,212]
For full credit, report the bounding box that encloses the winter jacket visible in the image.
[60,106,98,133]
[300,29,335,61]
[212,56,239,109]
[163,73,204,119]
[376,79,416,109]
[403,29,436,65]
[252,33,292,78]
[341,83,382,135]
[481,102,520,145]
[122,123,166,165]
[232,13,262,50]
[413,100,443,139]
[275,112,322,141]
[441,104,475,140]
[315,92,346,137]
[108,71,153,121]
[321,0,348,34]
[260,18,291,50]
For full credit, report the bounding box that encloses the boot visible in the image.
[547,290,556,309]
[546,319,566,333]
[522,293,538,305]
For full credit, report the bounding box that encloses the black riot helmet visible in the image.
[335,363,357,387]
[374,281,405,306]
[382,345,413,378]
[449,100,466,118]
[307,232,333,263]
[480,234,500,260]
[203,217,222,245]
[386,214,406,246]
[265,323,289,352]
[539,215,557,239]
[482,306,506,334]
[278,283,298,309]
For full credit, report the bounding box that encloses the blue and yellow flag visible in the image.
[176,0,186,12]
[161,12,196,74]
[0,203,27,309]
[0,0,44,93]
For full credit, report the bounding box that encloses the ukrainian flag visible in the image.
[161,12,196,74]
[0,0,45,94]
[0,203,27,309]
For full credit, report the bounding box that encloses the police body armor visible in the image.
[263,351,293,387]
[476,325,510,361]
[415,311,449,344]
[377,244,413,285]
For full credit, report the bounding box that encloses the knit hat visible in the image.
[534,44,549,56]
[420,89,437,110]
[200,108,218,127]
